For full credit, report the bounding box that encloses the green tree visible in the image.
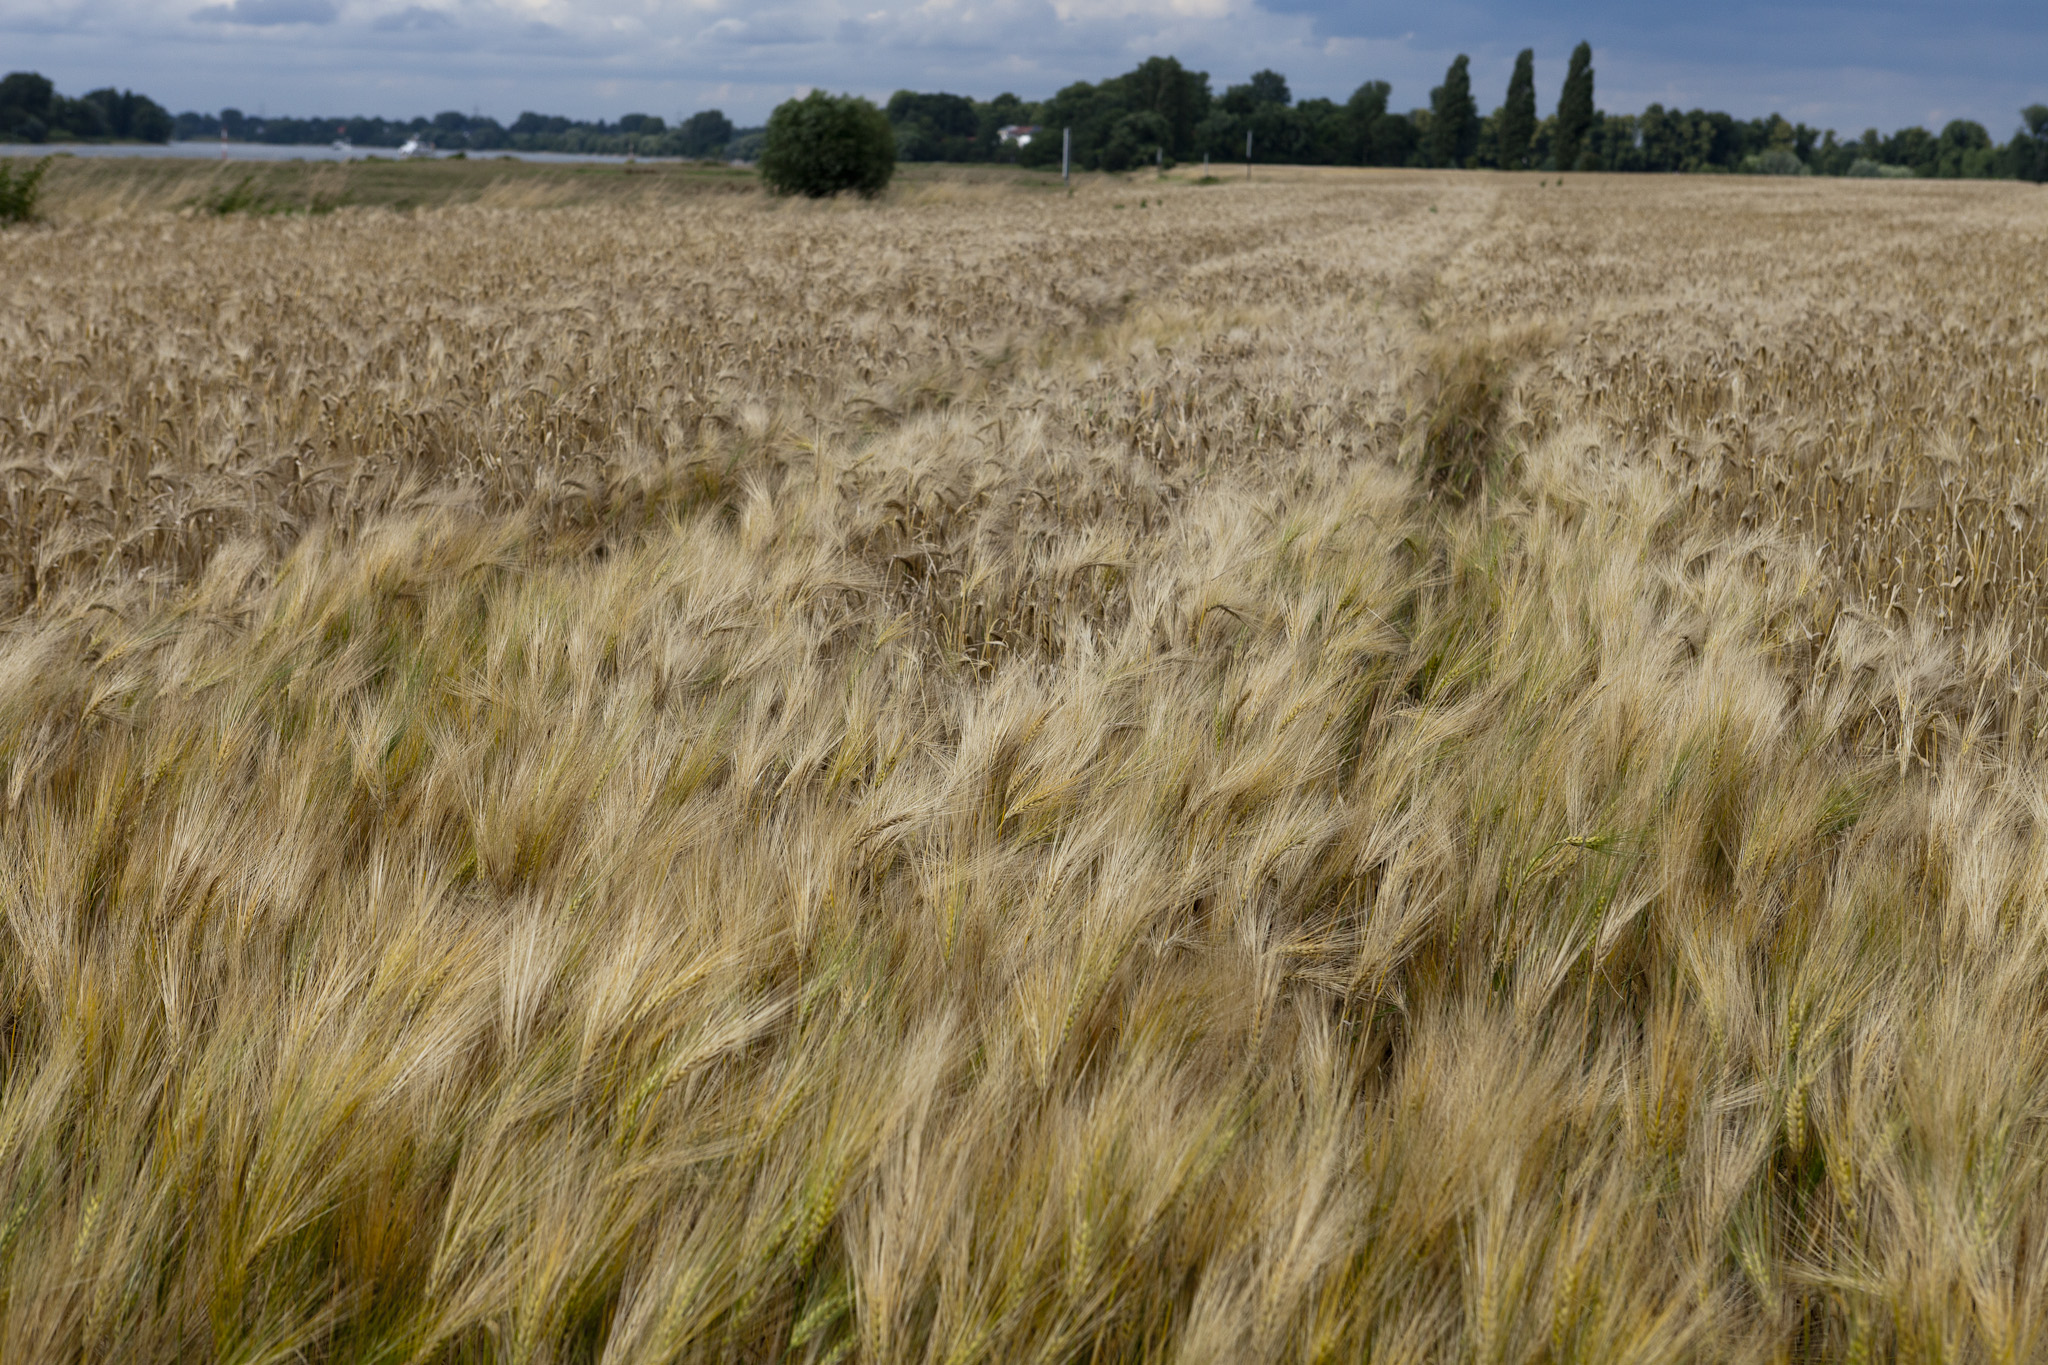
[0,71,55,142]
[1018,78,1121,169]
[1230,70,1291,111]
[1192,68,1292,165]
[1346,80,1390,164]
[1375,111,1420,167]
[2021,105,2048,183]
[53,95,107,139]
[1291,98,1352,164]
[886,91,981,161]
[1884,125,1937,176]
[1022,58,1212,171]
[1118,55,1211,157]
[1499,49,1536,170]
[677,109,735,159]
[975,92,1029,156]
[1428,55,1479,168]
[1554,41,1595,170]
[1637,103,1677,171]
[1101,110,1173,170]
[1934,119,1994,178]
[759,91,895,198]
[81,87,172,142]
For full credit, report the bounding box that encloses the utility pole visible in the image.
[1245,128,1253,180]
[1062,127,1071,187]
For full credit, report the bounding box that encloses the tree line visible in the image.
[892,48,2048,182]
[8,54,2045,183]
[1,72,172,144]
[2,73,759,157]
[167,107,759,159]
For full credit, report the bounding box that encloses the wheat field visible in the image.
[3,164,2048,1362]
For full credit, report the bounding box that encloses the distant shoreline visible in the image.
[0,141,729,166]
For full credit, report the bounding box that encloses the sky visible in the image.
[2,0,2044,136]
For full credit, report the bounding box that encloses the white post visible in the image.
[1245,129,1253,179]
[1062,127,1070,186]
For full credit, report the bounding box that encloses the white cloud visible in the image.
[1050,0,1235,21]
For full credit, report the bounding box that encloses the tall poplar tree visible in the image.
[1499,49,1536,170]
[1428,54,1479,168]
[1554,41,1595,170]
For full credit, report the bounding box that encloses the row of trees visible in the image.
[164,106,757,158]
[1,72,172,144]
[9,56,2044,184]
[889,49,2048,182]
[2,73,764,159]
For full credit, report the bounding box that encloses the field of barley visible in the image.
[3,160,2048,1363]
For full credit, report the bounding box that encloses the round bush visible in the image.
[759,91,896,199]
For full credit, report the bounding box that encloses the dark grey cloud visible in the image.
[1250,0,2048,124]
[190,0,338,25]
[1258,0,2041,54]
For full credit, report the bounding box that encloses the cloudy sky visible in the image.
[3,0,2044,136]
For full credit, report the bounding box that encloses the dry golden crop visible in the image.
[2,164,2048,1363]
[1452,177,2048,657]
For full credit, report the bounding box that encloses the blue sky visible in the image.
[2,0,2043,135]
